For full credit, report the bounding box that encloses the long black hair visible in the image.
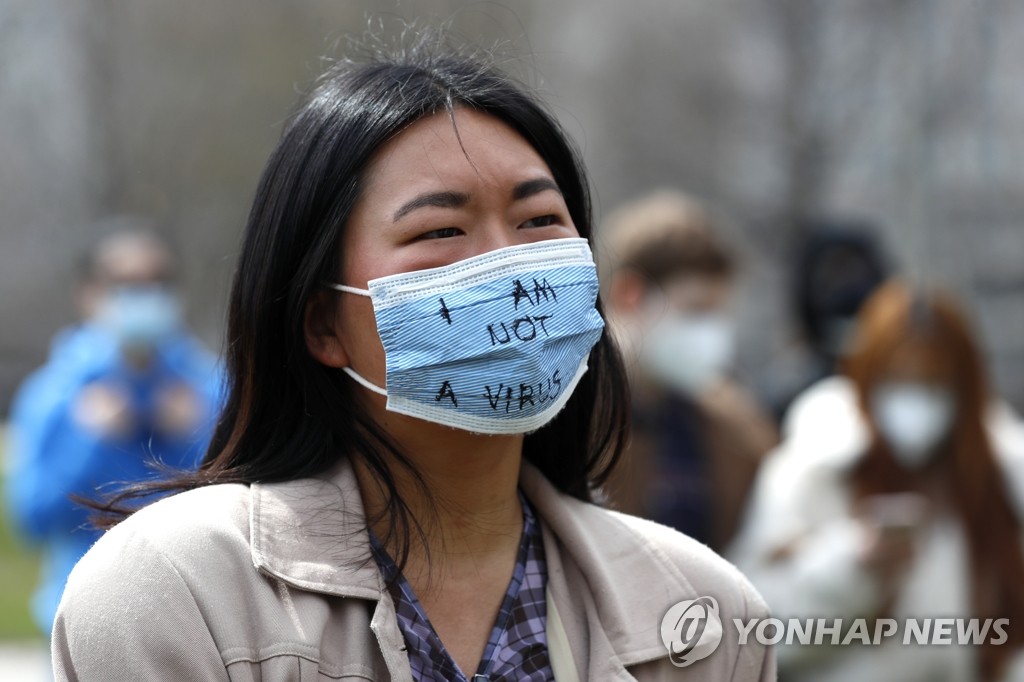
[96,35,630,553]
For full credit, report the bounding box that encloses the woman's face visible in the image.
[333,107,579,386]
[869,340,959,467]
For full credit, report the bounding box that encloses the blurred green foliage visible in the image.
[0,426,43,640]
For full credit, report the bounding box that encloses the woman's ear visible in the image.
[304,290,350,368]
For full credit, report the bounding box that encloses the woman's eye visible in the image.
[417,227,463,240]
[521,215,559,229]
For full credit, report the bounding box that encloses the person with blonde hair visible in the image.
[601,190,778,553]
[730,280,1024,681]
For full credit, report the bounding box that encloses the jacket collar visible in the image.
[250,458,383,600]
[251,457,690,666]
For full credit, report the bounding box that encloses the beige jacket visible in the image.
[53,459,775,681]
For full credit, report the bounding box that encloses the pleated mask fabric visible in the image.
[329,238,605,434]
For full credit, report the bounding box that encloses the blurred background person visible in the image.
[759,220,890,423]
[729,280,1024,682]
[3,226,223,638]
[600,190,778,553]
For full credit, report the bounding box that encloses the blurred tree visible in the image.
[1,0,1021,413]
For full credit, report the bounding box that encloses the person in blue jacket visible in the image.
[4,228,223,635]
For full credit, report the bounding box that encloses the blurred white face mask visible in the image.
[640,312,735,395]
[871,382,956,468]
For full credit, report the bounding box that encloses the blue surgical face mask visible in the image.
[96,285,182,349]
[328,238,605,435]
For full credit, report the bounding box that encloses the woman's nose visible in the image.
[472,221,519,255]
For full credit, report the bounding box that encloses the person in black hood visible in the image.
[764,219,890,422]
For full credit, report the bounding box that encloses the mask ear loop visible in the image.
[325,282,371,297]
[341,367,388,397]
[322,283,384,395]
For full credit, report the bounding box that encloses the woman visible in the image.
[729,281,1024,681]
[52,39,773,681]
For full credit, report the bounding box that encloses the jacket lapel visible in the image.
[520,462,697,674]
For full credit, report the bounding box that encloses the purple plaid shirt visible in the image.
[370,493,552,682]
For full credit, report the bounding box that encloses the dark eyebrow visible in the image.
[512,177,562,201]
[393,191,469,222]
[391,179,561,223]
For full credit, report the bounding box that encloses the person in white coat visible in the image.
[729,280,1024,682]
